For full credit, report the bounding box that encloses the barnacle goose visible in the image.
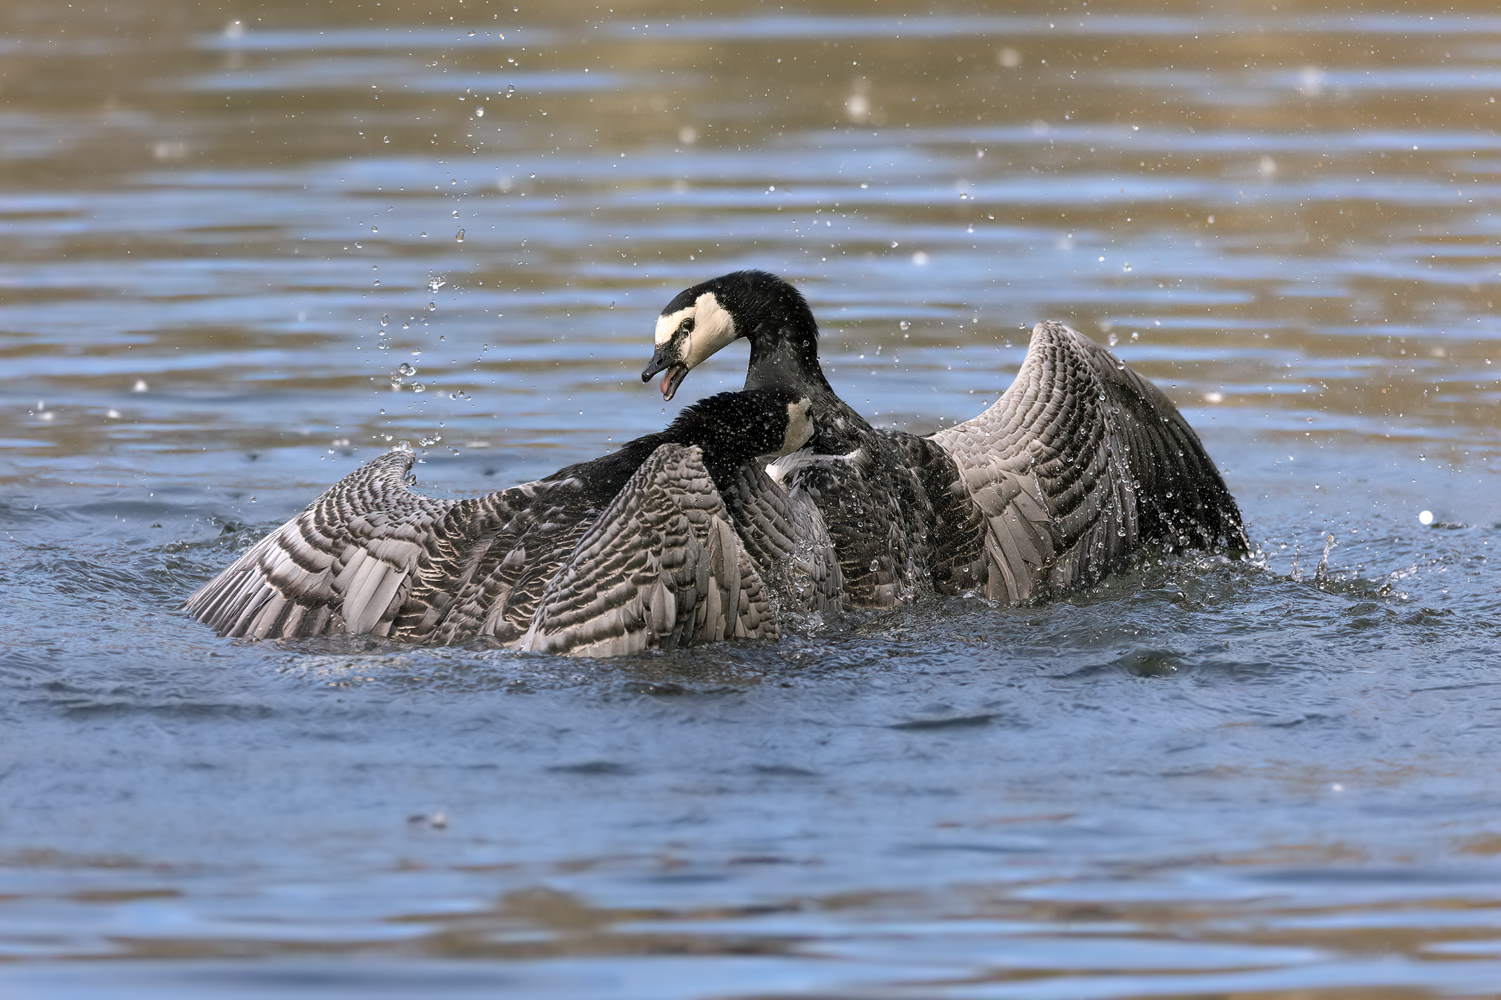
[641,270,1248,607]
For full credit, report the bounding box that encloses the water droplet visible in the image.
[1419,510,1434,525]
[506,84,515,97]
[373,279,381,286]
[132,379,148,392]
[380,314,390,327]
[467,29,475,36]
[428,301,437,311]
[1107,332,1119,346]
[370,225,379,233]
[382,136,390,144]
[475,106,484,117]
[455,229,465,242]
[899,321,910,331]
[869,559,880,573]
[397,363,416,376]
[428,277,446,292]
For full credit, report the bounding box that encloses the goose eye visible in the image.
[679,317,695,336]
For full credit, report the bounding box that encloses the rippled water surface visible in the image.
[3,0,1500,996]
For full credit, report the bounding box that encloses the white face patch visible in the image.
[648,290,741,399]
[654,305,693,346]
[682,291,738,369]
[779,397,815,455]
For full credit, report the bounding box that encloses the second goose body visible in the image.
[185,387,838,656]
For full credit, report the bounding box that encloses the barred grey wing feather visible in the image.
[394,478,597,644]
[521,444,775,657]
[719,460,843,616]
[183,450,452,639]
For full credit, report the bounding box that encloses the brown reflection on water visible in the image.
[1,0,1498,476]
[37,864,1500,994]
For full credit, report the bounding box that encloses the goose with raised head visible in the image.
[646,270,946,606]
[185,387,837,656]
[641,270,1248,608]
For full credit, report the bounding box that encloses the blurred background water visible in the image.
[2,0,1500,996]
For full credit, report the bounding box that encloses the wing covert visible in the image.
[183,450,451,639]
[521,444,775,657]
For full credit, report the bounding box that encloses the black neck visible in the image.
[706,270,833,397]
[745,329,833,397]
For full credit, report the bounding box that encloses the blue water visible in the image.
[2,1,1500,996]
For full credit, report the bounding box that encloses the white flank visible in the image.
[766,446,861,486]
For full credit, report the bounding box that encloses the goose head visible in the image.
[642,270,824,400]
[667,389,816,467]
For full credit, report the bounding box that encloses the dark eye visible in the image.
[680,317,695,336]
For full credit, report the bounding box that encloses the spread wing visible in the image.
[929,320,1247,604]
[183,450,453,638]
[724,459,843,616]
[392,477,601,645]
[520,444,776,657]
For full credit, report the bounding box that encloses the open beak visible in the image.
[641,345,690,401]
